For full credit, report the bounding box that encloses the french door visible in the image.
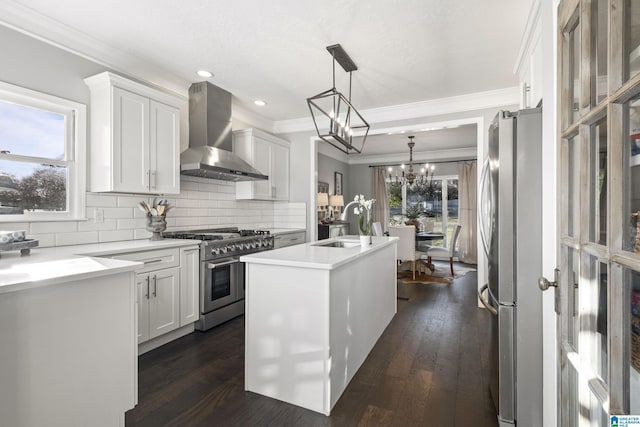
[555,0,640,424]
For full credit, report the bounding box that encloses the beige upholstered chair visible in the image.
[388,225,418,279]
[421,224,462,276]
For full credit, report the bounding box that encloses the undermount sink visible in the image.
[313,240,360,248]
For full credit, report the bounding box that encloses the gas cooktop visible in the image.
[163,227,270,241]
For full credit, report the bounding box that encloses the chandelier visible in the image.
[307,44,370,154]
[387,135,435,186]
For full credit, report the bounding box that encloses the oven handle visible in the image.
[205,258,238,269]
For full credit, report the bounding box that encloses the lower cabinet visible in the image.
[179,247,200,327]
[136,266,180,343]
[111,245,200,347]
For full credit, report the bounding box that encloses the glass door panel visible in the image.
[587,256,608,383]
[569,247,580,349]
[590,118,608,245]
[593,0,608,104]
[624,266,640,414]
[626,96,640,252]
[627,0,640,80]
[568,20,581,125]
[589,391,609,426]
[568,136,581,237]
[568,363,580,427]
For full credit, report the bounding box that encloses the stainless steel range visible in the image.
[163,227,274,330]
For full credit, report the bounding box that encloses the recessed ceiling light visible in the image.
[197,70,213,78]
[254,100,267,106]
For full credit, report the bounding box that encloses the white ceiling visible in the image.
[1,0,533,125]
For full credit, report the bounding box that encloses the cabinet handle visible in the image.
[151,170,157,190]
[152,275,157,297]
[146,169,151,188]
[145,276,150,299]
[143,259,163,265]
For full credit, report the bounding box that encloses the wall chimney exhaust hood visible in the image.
[180,82,268,181]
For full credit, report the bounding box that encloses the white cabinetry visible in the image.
[514,0,542,109]
[233,128,290,200]
[110,245,200,350]
[179,247,200,326]
[84,72,182,194]
[136,266,180,342]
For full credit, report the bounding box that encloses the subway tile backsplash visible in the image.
[13,176,307,248]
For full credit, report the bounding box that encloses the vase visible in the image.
[360,235,370,247]
[145,215,167,241]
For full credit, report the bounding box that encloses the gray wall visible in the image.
[318,153,349,196]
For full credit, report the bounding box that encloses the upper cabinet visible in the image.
[514,0,542,109]
[84,72,183,194]
[233,128,290,201]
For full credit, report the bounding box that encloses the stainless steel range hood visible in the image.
[181,82,268,181]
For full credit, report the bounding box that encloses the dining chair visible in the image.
[388,225,418,279]
[372,222,383,237]
[421,224,462,276]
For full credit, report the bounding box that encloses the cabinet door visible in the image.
[136,273,150,344]
[180,248,200,326]
[148,266,180,339]
[271,142,289,200]
[252,136,272,199]
[149,100,180,194]
[113,87,150,193]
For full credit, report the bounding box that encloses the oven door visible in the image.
[201,257,239,314]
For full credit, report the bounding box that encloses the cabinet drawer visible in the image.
[274,231,306,249]
[112,248,180,273]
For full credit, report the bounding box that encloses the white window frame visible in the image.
[388,174,459,246]
[0,80,86,222]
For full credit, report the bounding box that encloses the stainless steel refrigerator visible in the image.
[478,108,543,427]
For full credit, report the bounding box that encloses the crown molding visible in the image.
[513,0,542,76]
[273,86,520,134]
[0,0,190,97]
[348,146,477,166]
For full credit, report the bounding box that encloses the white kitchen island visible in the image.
[240,235,397,415]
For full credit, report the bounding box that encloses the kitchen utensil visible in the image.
[150,208,158,216]
[157,205,165,215]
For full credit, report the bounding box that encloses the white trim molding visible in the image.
[274,86,520,134]
[513,0,542,76]
[348,147,477,166]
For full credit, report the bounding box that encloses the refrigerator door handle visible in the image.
[478,159,492,257]
[478,284,498,315]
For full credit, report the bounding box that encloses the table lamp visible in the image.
[317,192,329,222]
[329,195,344,221]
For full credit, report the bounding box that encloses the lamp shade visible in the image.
[317,192,329,207]
[329,195,344,207]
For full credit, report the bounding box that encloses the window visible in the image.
[0,81,86,221]
[386,175,460,246]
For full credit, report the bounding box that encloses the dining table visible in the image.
[415,231,445,272]
[415,231,445,242]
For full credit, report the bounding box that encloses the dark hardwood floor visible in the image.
[126,266,497,427]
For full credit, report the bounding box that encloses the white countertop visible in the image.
[240,235,397,270]
[0,238,199,293]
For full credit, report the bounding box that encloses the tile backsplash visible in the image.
[2,176,306,248]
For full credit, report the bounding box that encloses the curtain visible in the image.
[458,161,477,264]
[372,167,389,233]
